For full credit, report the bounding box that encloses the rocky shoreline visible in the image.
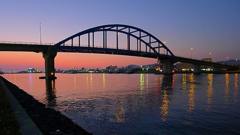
[1,77,92,135]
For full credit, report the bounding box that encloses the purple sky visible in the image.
[0,0,240,71]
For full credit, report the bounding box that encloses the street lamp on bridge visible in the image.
[190,48,194,59]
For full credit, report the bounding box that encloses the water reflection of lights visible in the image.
[156,76,163,92]
[160,90,169,122]
[90,73,93,82]
[172,74,176,89]
[225,73,230,100]
[146,74,149,89]
[188,74,196,112]
[115,100,125,123]
[182,74,187,91]
[86,73,89,88]
[89,73,93,89]
[234,74,239,99]
[102,73,106,88]
[139,74,145,91]
[207,74,213,109]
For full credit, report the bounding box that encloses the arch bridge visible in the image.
[55,24,173,57]
[0,24,238,80]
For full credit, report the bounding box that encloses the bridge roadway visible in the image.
[0,42,237,70]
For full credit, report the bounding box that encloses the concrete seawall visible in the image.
[0,77,42,135]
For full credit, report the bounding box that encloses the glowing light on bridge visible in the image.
[190,47,194,58]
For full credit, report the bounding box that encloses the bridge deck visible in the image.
[0,43,50,52]
[0,43,238,70]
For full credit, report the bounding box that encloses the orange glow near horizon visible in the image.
[0,52,156,71]
[0,52,44,70]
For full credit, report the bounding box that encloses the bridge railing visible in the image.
[0,41,55,45]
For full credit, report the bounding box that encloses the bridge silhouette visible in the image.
[0,24,238,80]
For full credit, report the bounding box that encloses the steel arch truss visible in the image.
[55,24,174,56]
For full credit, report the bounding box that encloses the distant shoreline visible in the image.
[2,71,240,75]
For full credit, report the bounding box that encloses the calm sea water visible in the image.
[2,73,240,135]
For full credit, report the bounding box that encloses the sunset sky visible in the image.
[0,0,240,71]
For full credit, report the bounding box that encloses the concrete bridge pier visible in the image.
[42,47,57,81]
[160,59,174,75]
[193,65,201,74]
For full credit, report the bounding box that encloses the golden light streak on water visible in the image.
[89,73,93,90]
[146,74,149,89]
[139,73,145,91]
[160,90,169,122]
[86,73,89,89]
[115,100,125,123]
[207,74,213,110]
[102,73,106,88]
[225,73,230,102]
[188,74,196,112]
[182,74,187,92]
[234,73,239,100]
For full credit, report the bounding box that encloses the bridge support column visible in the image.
[160,59,174,75]
[42,47,57,81]
[193,65,201,74]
